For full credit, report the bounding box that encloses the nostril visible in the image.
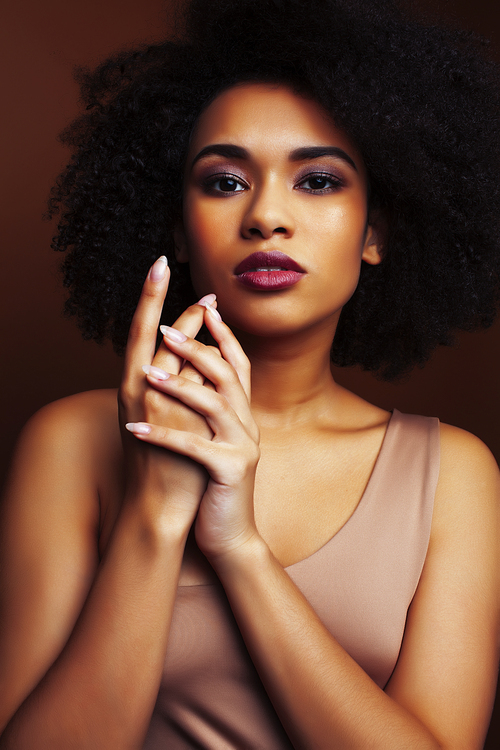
[274,227,287,234]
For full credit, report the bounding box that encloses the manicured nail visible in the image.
[142,365,170,380]
[125,422,152,435]
[160,325,187,343]
[197,293,216,306]
[149,256,168,282]
[205,304,222,321]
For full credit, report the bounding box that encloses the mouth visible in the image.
[234,251,305,291]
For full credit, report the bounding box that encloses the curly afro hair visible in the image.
[48,0,500,379]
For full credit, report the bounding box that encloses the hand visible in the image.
[119,256,216,530]
[126,297,262,561]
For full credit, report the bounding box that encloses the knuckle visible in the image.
[144,388,164,414]
[142,282,162,300]
[118,382,135,410]
[173,304,204,332]
[155,425,169,442]
[243,437,260,462]
[128,318,153,343]
[207,346,222,358]
[187,338,203,357]
[184,431,203,453]
[214,393,231,416]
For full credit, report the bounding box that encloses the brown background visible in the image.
[1,0,499,745]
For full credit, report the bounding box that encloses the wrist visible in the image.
[121,489,195,548]
[207,532,273,582]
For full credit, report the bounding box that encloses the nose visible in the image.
[241,181,295,240]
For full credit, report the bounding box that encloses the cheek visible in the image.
[308,204,368,268]
[183,199,235,264]
[184,202,215,253]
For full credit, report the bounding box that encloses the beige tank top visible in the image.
[143,410,440,749]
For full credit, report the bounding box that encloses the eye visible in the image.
[204,174,247,193]
[296,173,342,192]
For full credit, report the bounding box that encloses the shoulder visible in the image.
[392,412,499,557]
[10,389,121,492]
[18,389,120,449]
[436,422,499,510]
[394,412,499,500]
[430,421,499,579]
[23,388,119,433]
[3,389,123,570]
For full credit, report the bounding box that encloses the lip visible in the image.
[234,251,305,291]
[234,251,305,275]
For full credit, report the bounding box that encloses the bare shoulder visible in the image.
[438,420,499,471]
[4,388,123,544]
[434,422,500,529]
[13,389,121,478]
[21,388,120,441]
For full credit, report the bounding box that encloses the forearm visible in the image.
[1,498,189,750]
[213,540,442,750]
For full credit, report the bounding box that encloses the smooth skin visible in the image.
[0,84,498,749]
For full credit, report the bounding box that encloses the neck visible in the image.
[232,319,344,429]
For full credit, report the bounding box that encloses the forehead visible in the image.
[187,82,361,161]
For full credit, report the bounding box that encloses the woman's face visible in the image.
[176,83,382,338]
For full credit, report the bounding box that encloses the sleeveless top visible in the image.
[143,410,440,749]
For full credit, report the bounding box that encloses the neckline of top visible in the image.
[178,409,398,587]
[284,408,397,570]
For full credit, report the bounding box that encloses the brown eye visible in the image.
[218,177,242,192]
[297,173,342,192]
[204,174,247,193]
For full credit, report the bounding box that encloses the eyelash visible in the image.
[296,172,343,193]
[201,171,344,195]
[203,173,248,194]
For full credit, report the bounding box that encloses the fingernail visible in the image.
[197,293,216,306]
[125,422,152,435]
[205,304,222,321]
[142,365,170,380]
[159,325,187,343]
[149,256,168,282]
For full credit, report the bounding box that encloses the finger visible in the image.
[179,345,221,385]
[124,421,256,484]
[143,371,248,443]
[202,307,251,400]
[122,256,170,388]
[144,362,205,387]
[179,362,205,384]
[152,294,217,377]
[125,420,212,463]
[157,327,255,433]
[161,308,251,403]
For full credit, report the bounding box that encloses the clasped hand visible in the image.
[119,256,260,560]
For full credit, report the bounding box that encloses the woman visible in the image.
[0,0,499,747]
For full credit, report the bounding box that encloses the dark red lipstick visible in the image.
[234,251,305,290]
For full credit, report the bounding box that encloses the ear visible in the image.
[361,211,385,266]
[173,221,190,263]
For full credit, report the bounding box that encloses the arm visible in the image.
[0,258,217,748]
[0,398,189,750]
[212,429,499,750]
[138,318,499,749]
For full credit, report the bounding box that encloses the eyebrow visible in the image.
[289,146,357,172]
[191,144,249,168]
[190,144,358,172]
